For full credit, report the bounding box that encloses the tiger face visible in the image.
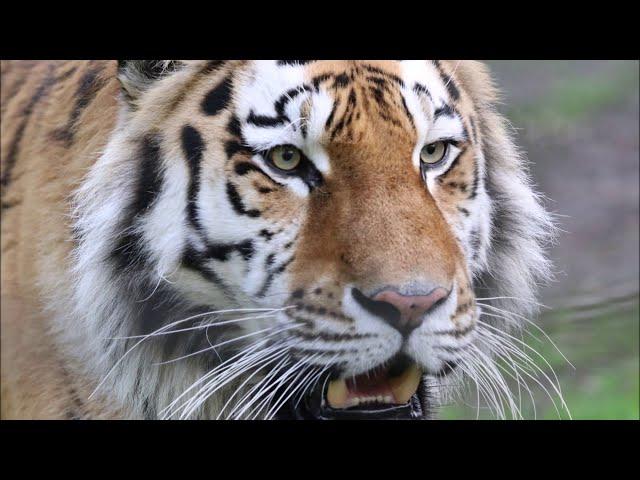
[73,60,553,419]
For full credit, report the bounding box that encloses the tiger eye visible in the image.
[268,145,302,171]
[420,141,447,165]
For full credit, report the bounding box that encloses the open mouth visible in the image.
[276,354,427,420]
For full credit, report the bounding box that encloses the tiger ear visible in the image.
[117,60,182,106]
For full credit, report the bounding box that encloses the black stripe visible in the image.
[311,73,332,91]
[226,182,261,217]
[333,72,350,88]
[370,85,388,108]
[256,253,295,298]
[59,364,86,420]
[225,140,253,159]
[413,82,432,100]
[234,161,264,176]
[256,263,279,298]
[227,115,242,136]
[259,229,274,241]
[205,239,254,262]
[110,135,164,271]
[468,156,480,200]
[1,66,57,192]
[265,253,276,268]
[324,100,338,129]
[366,75,387,87]
[400,93,415,130]
[274,255,295,274]
[201,74,233,116]
[433,323,475,338]
[246,110,289,128]
[347,88,357,106]
[203,60,226,72]
[246,85,311,129]
[53,64,79,83]
[133,136,165,217]
[277,60,316,66]
[165,61,223,115]
[234,162,289,193]
[52,64,106,146]
[275,86,310,117]
[182,246,236,302]
[434,104,456,119]
[433,60,460,102]
[289,328,373,342]
[330,118,346,140]
[235,239,254,261]
[224,106,253,160]
[362,65,405,87]
[0,199,21,211]
[247,111,287,127]
[469,116,478,143]
[206,243,236,261]
[435,360,460,378]
[181,125,206,231]
[469,228,482,260]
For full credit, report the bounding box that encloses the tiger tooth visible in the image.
[390,364,422,404]
[327,378,348,408]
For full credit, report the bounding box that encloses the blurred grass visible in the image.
[438,300,639,420]
[504,61,639,132]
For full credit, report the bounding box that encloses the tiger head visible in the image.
[73,60,554,419]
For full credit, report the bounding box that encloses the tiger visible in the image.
[0,60,555,420]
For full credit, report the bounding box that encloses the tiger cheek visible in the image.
[430,148,478,228]
[225,163,303,224]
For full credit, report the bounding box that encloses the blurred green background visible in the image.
[440,60,639,420]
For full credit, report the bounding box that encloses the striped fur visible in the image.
[1,61,554,419]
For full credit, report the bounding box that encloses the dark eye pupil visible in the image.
[427,144,436,154]
[282,150,293,161]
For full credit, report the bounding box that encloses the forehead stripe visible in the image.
[247,111,288,127]
[362,64,405,87]
[433,61,460,102]
[277,60,317,66]
[201,74,233,116]
[400,94,416,130]
[413,82,432,100]
[246,85,312,128]
[434,104,456,119]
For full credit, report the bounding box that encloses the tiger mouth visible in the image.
[277,354,427,420]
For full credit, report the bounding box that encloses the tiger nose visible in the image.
[352,287,450,336]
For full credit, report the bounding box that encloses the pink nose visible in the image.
[373,288,449,331]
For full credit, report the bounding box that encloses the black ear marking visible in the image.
[117,60,182,106]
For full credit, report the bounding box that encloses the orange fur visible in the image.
[1,60,123,418]
[1,60,544,419]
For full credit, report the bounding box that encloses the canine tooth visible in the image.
[327,379,348,408]
[390,364,422,404]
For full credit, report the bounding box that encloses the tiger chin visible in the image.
[0,60,554,420]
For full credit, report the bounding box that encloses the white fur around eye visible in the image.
[430,114,466,141]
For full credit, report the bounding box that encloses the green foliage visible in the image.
[439,301,639,420]
[506,61,639,132]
